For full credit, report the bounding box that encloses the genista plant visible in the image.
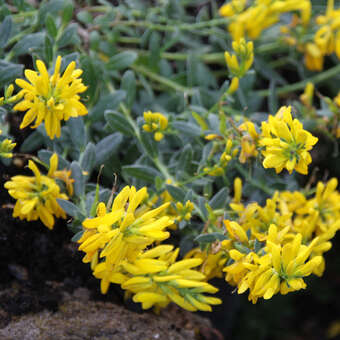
[0,0,339,317]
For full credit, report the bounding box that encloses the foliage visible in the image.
[0,0,339,318]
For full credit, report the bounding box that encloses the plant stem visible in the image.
[105,17,230,32]
[131,64,195,95]
[256,63,340,97]
[117,42,284,65]
[153,157,175,182]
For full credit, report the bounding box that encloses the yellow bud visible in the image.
[228,77,239,94]
[143,124,152,132]
[205,134,220,140]
[5,84,14,98]
[234,177,242,203]
[226,139,233,153]
[232,148,239,157]
[176,202,184,210]
[154,132,164,141]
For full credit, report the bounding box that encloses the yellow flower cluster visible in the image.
[14,56,88,139]
[307,0,340,71]
[78,186,221,311]
[0,130,16,158]
[278,0,340,71]
[117,245,221,311]
[142,111,168,141]
[219,0,311,41]
[4,155,68,229]
[224,38,254,84]
[220,178,340,303]
[175,200,194,221]
[259,106,318,174]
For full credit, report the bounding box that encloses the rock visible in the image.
[0,287,217,340]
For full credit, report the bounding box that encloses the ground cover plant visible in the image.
[0,0,340,338]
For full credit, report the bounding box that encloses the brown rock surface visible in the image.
[0,287,215,340]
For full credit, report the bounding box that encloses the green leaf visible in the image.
[20,131,44,152]
[38,0,64,22]
[57,23,78,48]
[45,13,58,39]
[79,55,98,104]
[66,117,86,149]
[176,144,193,172]
[121,70,136,109]
[105,110,135,136]
[44,35,53,65]
[95,132,123,165]
[140,131,158,158]
[122,165,161,183]
[71,230,84,242]
[268,80,278,114]
[165,185,185,203]
[196,196,208,220]
[209,187,229,210]
[90,91,126,121]
[62,2,74,26]
[56,199,81,218]
[12,32,45,56]
[0,61,23,87]
[234,242,251,254]
[70,161,85,197]
[0,16,12,48]
[80,142,96,173]
[149,31,161,69]
[76,10,93,24]
[194,232,227,244]
[107,51,138,71]
[172,121,202,137]
[254,58,287,85]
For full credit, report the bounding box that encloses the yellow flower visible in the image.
[301,178,340,233]
[142,111,168,141]
[260,106,318,174]
[47,153,74,196]
[235,234,322,302]
[4,160,68,229]
[13,56,88,139]
[78,186,173,293]
[219,0,246,18]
